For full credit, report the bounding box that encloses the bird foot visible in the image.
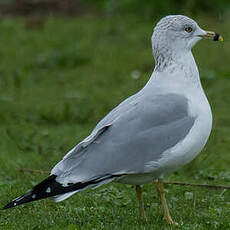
[140,213,147,221]
[165,216,178,225]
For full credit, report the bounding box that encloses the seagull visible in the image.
[3,15,223,224]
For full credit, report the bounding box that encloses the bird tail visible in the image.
[3,174,121,210]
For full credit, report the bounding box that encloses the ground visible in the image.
[0,15,230,229]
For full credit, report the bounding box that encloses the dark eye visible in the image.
[185,26,193,33]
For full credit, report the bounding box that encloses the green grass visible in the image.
[0,14,230,229]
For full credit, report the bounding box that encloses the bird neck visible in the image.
[153,49,201,86]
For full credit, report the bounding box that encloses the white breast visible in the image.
[149,86,212,178]
[118,90,212,185]
[119,54,213,185]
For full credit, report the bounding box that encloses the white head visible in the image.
[152,15,222,71]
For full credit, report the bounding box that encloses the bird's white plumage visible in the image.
[4,15,221,213]
[118,50,212,185]
[51,15,212,199]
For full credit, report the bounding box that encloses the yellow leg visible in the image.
[156,179,178,225]
[135,185,147,220]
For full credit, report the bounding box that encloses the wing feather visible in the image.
[52,93,195,185]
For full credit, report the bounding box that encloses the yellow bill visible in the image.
[200,31,224,41]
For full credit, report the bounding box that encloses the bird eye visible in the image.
[185,26,193,33]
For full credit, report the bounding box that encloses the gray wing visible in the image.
[56,92,140,162]
[51,93,195,183]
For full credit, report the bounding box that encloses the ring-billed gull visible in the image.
[3,15,223,224]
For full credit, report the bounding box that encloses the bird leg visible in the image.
[135,185,147,220]
[156,179,178,225]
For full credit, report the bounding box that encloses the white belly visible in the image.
[118,91,212,185]
[154,110,212,177]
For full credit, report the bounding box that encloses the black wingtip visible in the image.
[3,196,25,210]
[3,198,22,210]
[3,189,39,210]
[3,201,15,210]
[3,175,57,210]
[3,174,123,210]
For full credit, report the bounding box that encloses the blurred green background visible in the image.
[0,0,230,17]
[0,1,230,229]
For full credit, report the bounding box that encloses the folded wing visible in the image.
[52,93,195,185]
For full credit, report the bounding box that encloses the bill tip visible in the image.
[213,33,224,42]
